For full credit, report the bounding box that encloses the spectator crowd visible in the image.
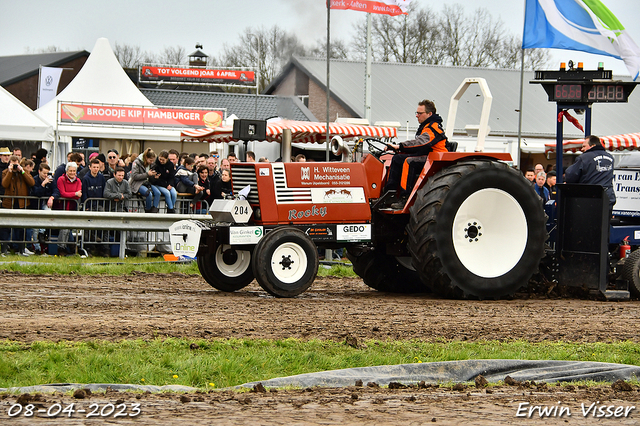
[523,162,557,205]
[0,146,251,256]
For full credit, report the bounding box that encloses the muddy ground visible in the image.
[1,271,640,424]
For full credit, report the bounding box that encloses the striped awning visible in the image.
[180,119,397,143]
[545,132,640,153]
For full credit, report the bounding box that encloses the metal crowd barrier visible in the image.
[0,195,209,258]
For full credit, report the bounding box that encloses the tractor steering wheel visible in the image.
[365,138,395,159]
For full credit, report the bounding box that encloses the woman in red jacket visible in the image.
[48,162,82,211]
[47,162,82,254]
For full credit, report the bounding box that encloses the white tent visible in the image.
[35,38,181,155]
[0,86,53,142]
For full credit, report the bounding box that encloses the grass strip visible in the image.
[0,339,639,389]
[0,255,356,277]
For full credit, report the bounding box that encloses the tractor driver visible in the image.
[565,135,615,211]
[383,99,448,207]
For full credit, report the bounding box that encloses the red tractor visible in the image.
[171,122,546,299]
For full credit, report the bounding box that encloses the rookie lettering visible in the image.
[288,205,327,220]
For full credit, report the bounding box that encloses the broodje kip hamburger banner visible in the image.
[140,65,255,86]
[60,103,225,129]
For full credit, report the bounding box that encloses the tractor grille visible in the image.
[231,163,313,205]
[231,165,259,204]
[272,163,312,203]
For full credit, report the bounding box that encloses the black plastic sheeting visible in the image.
[2,360,639,394]
[238,360,640,389]
[0,383,198,394]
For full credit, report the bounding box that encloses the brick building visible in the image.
[0,51,89,110]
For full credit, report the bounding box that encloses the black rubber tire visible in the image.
[197,245,254,292]
[622,249,640,298]
[346,248,427,293]
[407,160,546,299]
[252,227,318,297]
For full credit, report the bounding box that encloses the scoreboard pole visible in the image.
[554,103,591,185]
[556,105,564,184]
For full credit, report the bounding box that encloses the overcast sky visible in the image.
[1,0,639,76]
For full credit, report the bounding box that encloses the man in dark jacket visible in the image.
[81,158,107,255]
[383,99,448,207]
[544,170,557,200]
[565,135,615,209]
[78,153,105,180]
[31,163,55,253]
[81,158,107,211]
[32,163,55,209]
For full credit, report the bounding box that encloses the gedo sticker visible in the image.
[336,224,371,242]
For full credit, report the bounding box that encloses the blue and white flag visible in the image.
[38,66,64,108]
[523,0,640,80]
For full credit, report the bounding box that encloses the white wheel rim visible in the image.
[452,188,527,278]
[215,245,251,278]
[270,242,308,284]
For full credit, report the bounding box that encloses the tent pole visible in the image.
[53,100,59,167]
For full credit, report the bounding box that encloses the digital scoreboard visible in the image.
[531,65,638,104]
[547,82,636,103]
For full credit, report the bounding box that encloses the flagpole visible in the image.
[325,1,332,262]
[326,2,331,161]
[37,65,42,109]
[516,48,525,169]
[364,13,372,124]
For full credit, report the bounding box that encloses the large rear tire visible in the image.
[622,249,640,298]
[408,160,546,299]
[197,245,254,292]
[346,248,427,293]
[252,227,318,297]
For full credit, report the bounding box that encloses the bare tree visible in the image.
[523,48,551,70]
[351,3,441,64]
[141,51,158,65]
[350,3,550,70]
[441,6,508,67]
[23,46,65,54]
[488,35,551,69]
[351,3,443,64]
[307,38,350,60]
[114,42,153,69]
[158,46,187,65]
[221,26,307,92]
